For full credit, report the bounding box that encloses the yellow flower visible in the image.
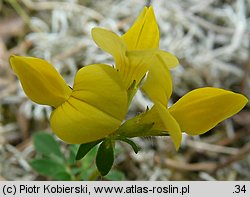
[118,86,248,150]
[99,6,248,150]
[10,55,128,144]
[92,6,178,95]
[115,48,247,150]
[9,6,248,153]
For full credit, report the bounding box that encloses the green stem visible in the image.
[6,0,40,32]
[88,168,100,181]
[6,0,30,24]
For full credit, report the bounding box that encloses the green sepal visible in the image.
[116,109,172,138]
[76,139,102,160]
[127,80,137,105]
[116,114,155,138]
[96,139,114,176]
[115,136,140,153]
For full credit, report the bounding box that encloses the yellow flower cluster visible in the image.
[10,6,248,150]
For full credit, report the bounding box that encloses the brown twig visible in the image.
[216,128,250,146]
[164,158,217,172]
[161,143,250,173]
[214,143,250,171]
[186,139,239,155]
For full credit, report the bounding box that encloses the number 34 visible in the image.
[234,185,246,193]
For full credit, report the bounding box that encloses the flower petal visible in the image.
[10,55,71,108]
[72,64,128,121]
[169,87,248,135]
[141,53,173,106]
[91,27,128,72]
[50,64,128,144]
[122,6,159,50]
[122,50,154,89]
[92,28,155,91]
[50,97,121,144]
[156,50,179,69]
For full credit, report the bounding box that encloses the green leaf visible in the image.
[116,136,140,153]
[53,171,72,181]
[81,146,98,169]
[67,144,79,165]
[105,170,125,181]
[80,146,99,180]
[96,139,114,176]
[70,167,83,177]
[33,132,63,159]
[29,158,68,179]
[76,139,102,160]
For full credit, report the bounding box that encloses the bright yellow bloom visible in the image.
[92,6,178,93]
[9,6,248,152]
[121,6,178,106]
[10,55,128,144]
[92,6,180,148]
[103,6,248,150]
[118,86,248,150]
[152,89,247,149]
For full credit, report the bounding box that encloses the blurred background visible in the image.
[0,0,249,180]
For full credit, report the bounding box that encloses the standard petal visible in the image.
[121,50,154,89]
[50,64,128,144]
[169,87,248,135]
[10,55,72,107]
[141,102,182,150]
[141,53,173,106]
[91,27,128,72]
[122,6,159,50]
